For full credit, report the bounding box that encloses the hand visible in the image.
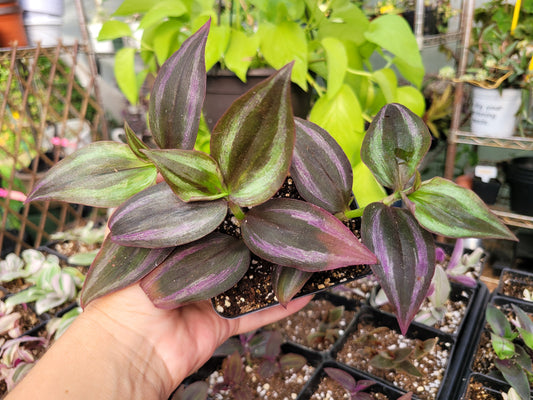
[84,283,311,396]
[5,282,311,400]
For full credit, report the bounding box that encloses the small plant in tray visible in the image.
[485,303,533,400]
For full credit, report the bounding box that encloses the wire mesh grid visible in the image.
[0,42,107,258]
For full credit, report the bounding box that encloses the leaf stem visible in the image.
[229,201,246,220]
[343,191,401,219]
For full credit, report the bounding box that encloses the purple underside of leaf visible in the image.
[241,198,377,272]
[407,177,517,240]
[272,265,313,307]
[210,63,295,207]
[26,141,157,208]
[148,20,209,150]
[109,182,228,248]
[290,117,353,215]
[80,237,174,307]
[140,233,250,309]
[361,202,435,335]
[361,103,431,191]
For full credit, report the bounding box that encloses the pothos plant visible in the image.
[26,21,515,334]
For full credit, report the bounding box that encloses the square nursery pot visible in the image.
[331,305,474,400]
[211,190,373,319]
[265,291,361,354]
[297,360,409,400]
[472,177,501,205]
[375,282,490,339]
[211,255,372,319]
[461,372,510,399]
[468,295,533,399]
[171,337,323,400]
[496,267,533,303]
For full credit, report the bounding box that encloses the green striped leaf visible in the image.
[362,103,431,191]
[210,64,295,207]
[140,233,250,309]
[26,142,156,208]
[109,183,227,248]
[142,149,227,201]
[407,177,517,240]
[80,237,173,307]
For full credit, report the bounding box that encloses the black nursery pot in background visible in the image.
[472,177,501,205]
[204,68,312,130]
[505,157,533,216]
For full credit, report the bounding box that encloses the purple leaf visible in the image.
[80,237,173,307]
[435,246,446,263]
[241,198,377,272]
[291,117,353,214]
[406,177,517,240]
[140,233,250,309]
[324,367,357,390]
[361,103,431,191]
[272,265,313,307]
[148,20,209,149]
[142,149,227,201]
[210,64,295,207]
[26,142,157,207]
[447,239,463,268]
[361,202,435,335]
[109,183,227,248]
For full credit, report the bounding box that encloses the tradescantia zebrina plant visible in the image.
[26,20,515,335]
[25,19,376,309]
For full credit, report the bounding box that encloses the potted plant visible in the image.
[469,299,533,400]
[442,0,533,137]
[26,21,515,342]
[96,0,428,207]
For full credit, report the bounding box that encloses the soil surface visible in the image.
[206,355,315,400]
[336,316,450,399]
[212,177,371,318]
[497,269,533,301]
[309,373,390,399]
[266,298,358,352]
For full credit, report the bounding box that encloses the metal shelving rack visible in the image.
[443,0,533,230]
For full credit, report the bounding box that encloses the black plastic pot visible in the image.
[505,157,533,216]
[472,177,501,205]
[333,305,460,399]
[466,295,533,399]
[297,361,408,400]
[461,372,510,399]
[496,267,533,302]
[403,6,444,35]
[269,291,361,356]
[204,68,311,130]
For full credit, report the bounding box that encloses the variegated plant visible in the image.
[26,20,515,334]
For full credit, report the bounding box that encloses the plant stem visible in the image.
[343,192,401,219]
[228,201,246,220]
